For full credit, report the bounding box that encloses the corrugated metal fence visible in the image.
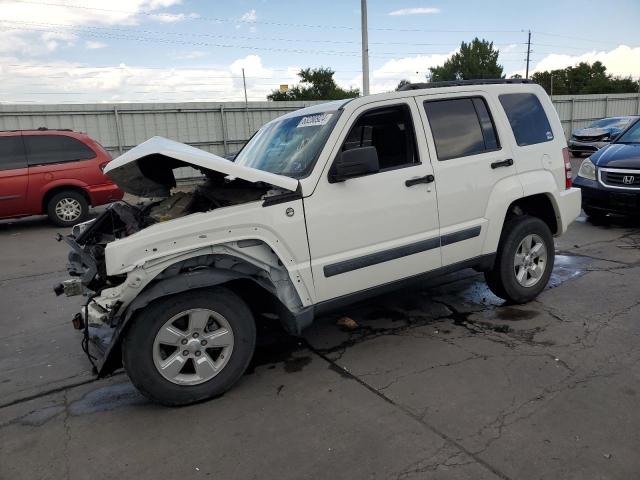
[0,100,324,179]
[552,93,640,137]
[1,93,639,178]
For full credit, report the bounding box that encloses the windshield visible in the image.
[589,117,632,129]
[233,110,339,178]
[615,120,640,144]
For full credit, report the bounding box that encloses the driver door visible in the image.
[303,99,441,303]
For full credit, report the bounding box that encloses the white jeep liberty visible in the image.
[57,79,581,405]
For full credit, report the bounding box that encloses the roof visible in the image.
[397,78,534,91]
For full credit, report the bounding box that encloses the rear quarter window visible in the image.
[24,135,96,166]
[499,93,554,146]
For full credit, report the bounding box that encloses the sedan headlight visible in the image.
[577,158,596,180]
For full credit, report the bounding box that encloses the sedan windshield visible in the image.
[233,110,339,178]
[615,120,640,144]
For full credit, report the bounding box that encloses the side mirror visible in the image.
[330,146,379,182]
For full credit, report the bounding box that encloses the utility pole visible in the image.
[361,0,370,96]
[242,67,251,136]
[525,30,532,79]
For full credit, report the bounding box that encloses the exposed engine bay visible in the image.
[60,172,273,294]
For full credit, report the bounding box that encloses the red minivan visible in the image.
[0,129,124,226]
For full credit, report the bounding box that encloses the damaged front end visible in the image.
[54,136,306,376]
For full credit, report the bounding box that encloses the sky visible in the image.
[0,0,639,104]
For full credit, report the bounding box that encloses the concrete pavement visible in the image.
[1,206,639,479]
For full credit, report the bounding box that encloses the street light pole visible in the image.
[361,0,370,96]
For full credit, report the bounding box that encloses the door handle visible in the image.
[405,174,435,187]
[491,158,514,169]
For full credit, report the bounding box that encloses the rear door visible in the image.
[415,92,519,266]
[0,134,29,218]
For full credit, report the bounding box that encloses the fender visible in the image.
[95,255,313,377]
[518,170,568,233]
[481,175,524,255]
[31,178,90,213]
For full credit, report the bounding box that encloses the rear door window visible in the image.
[423,97,500,161]
[0,136,27,171]
[499,93,554,146]
[24,135,96,166]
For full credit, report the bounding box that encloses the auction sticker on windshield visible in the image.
[297,113,333,128]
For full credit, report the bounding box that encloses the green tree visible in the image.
[532,61,639,95]
[268,67,360,100]
[429,38,504,81]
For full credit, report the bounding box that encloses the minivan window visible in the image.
[424,97,499,161]
[24,135,96,166]
[499,93,554,146]
[342,104,419,170]
[0,136,27,171]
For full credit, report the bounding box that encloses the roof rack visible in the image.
[0,127,74,133]
[397,78,534,91]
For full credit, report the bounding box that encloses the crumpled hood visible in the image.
[572,127,619,138]
[104,136,299,197]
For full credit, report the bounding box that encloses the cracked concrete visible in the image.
[1,209,640,479]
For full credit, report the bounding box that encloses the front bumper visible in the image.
[573,176,640,215]
[568,139,608,154]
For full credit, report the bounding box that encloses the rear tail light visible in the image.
[562,147,572,189]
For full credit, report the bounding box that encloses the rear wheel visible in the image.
[484,216,554,304]
[123,288,256,406]
[46,190,88,227]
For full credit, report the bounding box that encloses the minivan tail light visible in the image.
[562,147,572,189]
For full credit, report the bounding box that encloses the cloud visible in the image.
[388,7,440,16]
[0,54,298,103]
[85,41,107,49]
[240,9,258,22]
[509,45,640,78]
[150,12,200,23]
[349,51,454,93]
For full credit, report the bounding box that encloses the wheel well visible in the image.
[506,194,558,234]
[42,186,90,213]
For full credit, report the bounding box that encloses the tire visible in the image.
[46,190,88,227]
[122,287,256,406]
[484,216,555,304]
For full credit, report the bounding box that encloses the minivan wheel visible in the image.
[122,288,256,406]
[484,216,554,304]
[47,190,88,227]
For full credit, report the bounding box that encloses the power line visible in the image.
[0,19,481,47]
[8,0,525,34]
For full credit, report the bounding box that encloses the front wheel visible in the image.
[122,288,256,406]
[484,216,555,304]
